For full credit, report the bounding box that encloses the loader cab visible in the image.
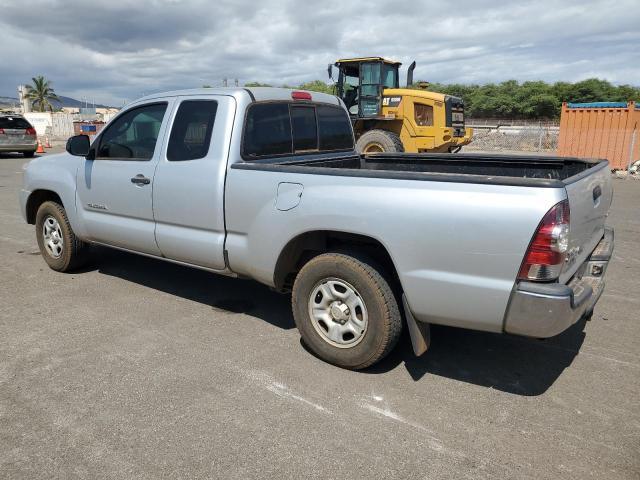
[333,58,401,118]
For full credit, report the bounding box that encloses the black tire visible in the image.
[292,252,402,369]
[356,129,404,154]
[23,151,35,158]
[35,201,89,272]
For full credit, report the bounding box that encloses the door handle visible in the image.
[131,174,150,185]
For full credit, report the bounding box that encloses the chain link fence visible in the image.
[465,120,559,153]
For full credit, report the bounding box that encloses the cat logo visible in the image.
[382,96,402,107]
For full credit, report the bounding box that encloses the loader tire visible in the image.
[356,129,404,154]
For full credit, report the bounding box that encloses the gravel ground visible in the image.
[1,149,639,479]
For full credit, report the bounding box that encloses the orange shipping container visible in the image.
[558,101,639,170]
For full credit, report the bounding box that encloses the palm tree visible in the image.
[24,76,60,112]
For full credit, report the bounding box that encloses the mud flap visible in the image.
[402,294,430,356]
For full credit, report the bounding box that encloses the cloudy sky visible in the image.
[1,0,638,106]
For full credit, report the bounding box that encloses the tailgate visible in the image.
[560,162,612,283]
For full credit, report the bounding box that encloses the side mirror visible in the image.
[327,64,333,80]
[66,134,90,157]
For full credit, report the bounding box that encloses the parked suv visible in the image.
[0,114,38,157]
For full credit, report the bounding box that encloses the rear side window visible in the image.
[317,105,353,151]
[0,117,32,129]
[243,102,353,159]
[291,106,317,151]
[167,100,218,161]
[243,103,292,158]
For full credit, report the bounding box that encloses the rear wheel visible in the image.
[35,201,89,272]
[292,252,402,369]
[356,129,404,154]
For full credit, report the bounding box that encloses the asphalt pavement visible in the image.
[1,149,639,479]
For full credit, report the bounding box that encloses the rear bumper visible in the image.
[0,143,37,152]
[504,227,614,338]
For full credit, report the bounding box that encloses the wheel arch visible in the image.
[26,189,64,225]
[273,230,402,293]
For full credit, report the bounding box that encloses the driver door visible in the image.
[359,62,383,117]
[75,101,173,255]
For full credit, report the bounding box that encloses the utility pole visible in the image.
[223,78,228,87]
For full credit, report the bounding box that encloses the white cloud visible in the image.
[0,0,638,105]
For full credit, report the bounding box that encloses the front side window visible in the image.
[382,64,398,88]
[167,100,218,161]
[97,103,167,160]
[415,103,434,127]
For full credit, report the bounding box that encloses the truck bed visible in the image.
[233,152,608,188]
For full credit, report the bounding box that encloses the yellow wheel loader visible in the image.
[328,57,473,153]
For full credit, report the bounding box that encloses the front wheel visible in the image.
[35,201,89,272]
[356,129,404,154]
[292,252,402,369]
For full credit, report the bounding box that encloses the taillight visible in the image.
[291,91,312,101]
[25,127,37,135]
[518,200,570,281]
[0,128,4,135]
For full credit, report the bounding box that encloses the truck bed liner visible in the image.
[232,152,608,188]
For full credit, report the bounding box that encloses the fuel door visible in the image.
[276,182,304,211]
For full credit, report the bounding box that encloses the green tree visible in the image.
[297,80,335,95]
[429,78,639,119]
[24,76,60,112]
[245,77,640,119]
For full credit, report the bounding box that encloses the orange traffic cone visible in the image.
[44,136,51,148]
[36,140,45,154]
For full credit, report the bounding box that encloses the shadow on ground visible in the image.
[90,246,585,396]
[366,319,586,396]
[91,246,294,330]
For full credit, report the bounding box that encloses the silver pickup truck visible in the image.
[20,87,614,369]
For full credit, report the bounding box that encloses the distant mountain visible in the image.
[0,96,19,107]
[0,95,113,109]
[54,95,113,109]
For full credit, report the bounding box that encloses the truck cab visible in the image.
[331,57,473,153]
